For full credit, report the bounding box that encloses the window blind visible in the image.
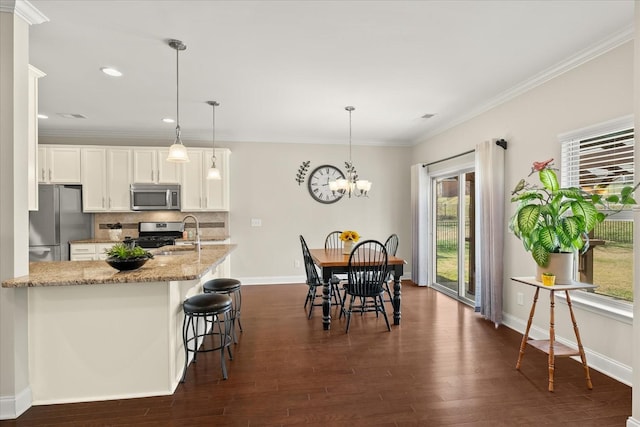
[561,128,634,203]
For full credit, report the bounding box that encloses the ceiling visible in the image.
[28,0,634,147]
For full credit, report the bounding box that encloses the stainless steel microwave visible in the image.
[130,184,181,211]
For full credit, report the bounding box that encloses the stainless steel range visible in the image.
[132,221,184,248]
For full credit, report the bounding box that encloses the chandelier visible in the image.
[329,106,372,197]
[166,39,190,163]
[206,101,221,180]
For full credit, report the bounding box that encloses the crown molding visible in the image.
[414,25,635,145]
[0,0,48,25]
[557,114,633,142]
[38,128,412,147]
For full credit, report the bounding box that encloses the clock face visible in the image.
[307,164,345,204]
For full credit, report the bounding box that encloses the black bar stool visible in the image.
[181,293,233,382]
[203,278,243,343]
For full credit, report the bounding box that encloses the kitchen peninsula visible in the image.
[2,244,236,405]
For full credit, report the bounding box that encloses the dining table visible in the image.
[309,248,406,330]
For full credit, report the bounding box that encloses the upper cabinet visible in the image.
[32,144,229,212]
[38,145,82,184]
[28,65,46,211]
[204,148,230,210]
[81,147,132,212]
[181,148,230,211]
[132,148,180,184]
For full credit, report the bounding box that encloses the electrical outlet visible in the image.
[294,260,301,268]
[517,292,524,306]
[250,218,262,227]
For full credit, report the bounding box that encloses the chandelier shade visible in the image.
[329,106,372,198]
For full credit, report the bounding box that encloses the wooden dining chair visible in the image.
[382,234,399,302]
[324,230,342,249]
[343,240,390,332]
[299,235,342,318]
[325,230,345,307]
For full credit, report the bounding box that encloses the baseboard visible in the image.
[236,275,412,286]
[236,276,306,285]
[627,417,640,427]
[0,386,32,420]
[502,312,632,386]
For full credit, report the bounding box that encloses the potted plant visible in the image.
[104,243,154,271]
[541,272,556,287]
[510,159,637,284]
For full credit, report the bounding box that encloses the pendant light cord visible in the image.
[211,102,216,163]
[175,47,181,140]
[207,101,220,164]
[349,108,352,165]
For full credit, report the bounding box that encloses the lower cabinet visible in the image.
[70,243,116,261]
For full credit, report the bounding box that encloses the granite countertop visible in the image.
[70,238,123,244]
[70,237,230,244]
[2,244,236,288]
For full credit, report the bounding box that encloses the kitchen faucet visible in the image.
[182,215,201,252]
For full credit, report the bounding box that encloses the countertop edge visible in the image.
[3,244,236,288]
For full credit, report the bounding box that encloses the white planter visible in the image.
[343,240,353,254]
[535,252,575,285]
[108,229,122,241]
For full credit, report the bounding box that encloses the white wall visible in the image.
[412,42,634,374]
[0,10,32,420]
[226,140,412,283]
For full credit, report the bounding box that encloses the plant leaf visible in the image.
[531,243,549,267]
[537,226,558,252]
[517,204,540,235]
[538,168,559,192]
[569,200,600,231]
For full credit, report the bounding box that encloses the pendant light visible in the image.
[328,106,372,197]
[206,100,221,180]
[166,39,190,163]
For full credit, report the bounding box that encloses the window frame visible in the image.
[557,114,634,319]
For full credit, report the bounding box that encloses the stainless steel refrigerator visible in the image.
[29,185,93,261]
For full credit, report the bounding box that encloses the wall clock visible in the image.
[307,164,345,204]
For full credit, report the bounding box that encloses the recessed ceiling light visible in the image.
[58,113,87,119]
[162,117,175,123]
[421,113,436,119]
[100,67,123,77]
[37,114,48,119]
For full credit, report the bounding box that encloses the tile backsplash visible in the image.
[93,211,229,240]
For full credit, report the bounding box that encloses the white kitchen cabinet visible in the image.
[107,148,133,210]
[81,148,108,211]
[70,242,116,261]
[70,243,98,261]
[38,145,82,184]
[205,148,230,210]
[81,148,132,212]
[181,148,230,211]
[181,149,205,211]
[28,65,46,211]
[132,148,180,184]
[96,243,117,260]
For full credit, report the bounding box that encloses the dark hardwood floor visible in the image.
[2,282,631,426]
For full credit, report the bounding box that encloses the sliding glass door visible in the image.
[432,170,475,305]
